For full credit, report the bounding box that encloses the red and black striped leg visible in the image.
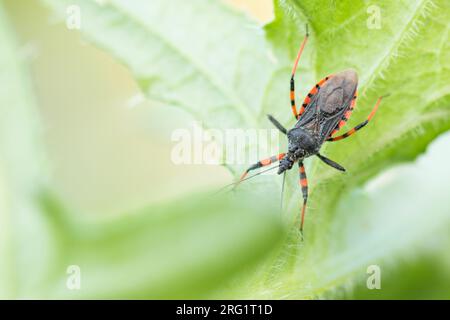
[290,24,309,120]
[236,153,286,186]
[327,96,384,142]
[299,162,308,233]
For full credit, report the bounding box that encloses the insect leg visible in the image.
[299,162,308,233]
[316,153,346,172]
[327,96,384,142]
[267,114,287,134]
[237,153,286,185]
[290,24,309,120]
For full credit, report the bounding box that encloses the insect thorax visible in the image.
[278,127,320,174]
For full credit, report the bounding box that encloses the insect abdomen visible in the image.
[317,69,358,116]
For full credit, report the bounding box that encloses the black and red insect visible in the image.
[236,25,385,233]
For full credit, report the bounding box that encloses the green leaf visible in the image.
[1,0,285,299]
[41,0,281,129]
[0,1,57,298]
[39,193,284,299]
[261,0,450,298]
[39,0,450,298]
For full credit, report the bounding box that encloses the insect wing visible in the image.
[297,70,358,143]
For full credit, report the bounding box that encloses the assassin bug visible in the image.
[236,25,386,233]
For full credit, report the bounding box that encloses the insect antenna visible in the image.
[213,165,280,195]
[280,171,286,211]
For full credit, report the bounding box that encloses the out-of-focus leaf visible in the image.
[340,247,450,299]
[0,1,55,298]
[40,193,283,299]
[41,0,279,129]
[1,0,285,299]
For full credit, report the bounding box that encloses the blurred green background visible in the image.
[0,0,449,299]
